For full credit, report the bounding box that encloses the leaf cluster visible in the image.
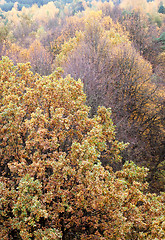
[0,57,165,239]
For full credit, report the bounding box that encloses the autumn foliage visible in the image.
[0,0,165,239]
[0,57,165,239]
[53,10,164,192]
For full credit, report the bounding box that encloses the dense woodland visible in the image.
[0,0,165,239]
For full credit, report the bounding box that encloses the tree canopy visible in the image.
[0,57,165,239]
[0,0,165,238]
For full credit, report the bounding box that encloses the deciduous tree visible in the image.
[1,57,165,239]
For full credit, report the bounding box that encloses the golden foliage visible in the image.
[0,57,165,239]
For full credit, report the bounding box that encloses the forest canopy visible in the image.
[0,57,165,240]
[0,0,165,239]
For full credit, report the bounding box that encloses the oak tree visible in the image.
[0,57,165,239]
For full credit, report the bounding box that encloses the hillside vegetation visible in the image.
[0,0,165,239]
